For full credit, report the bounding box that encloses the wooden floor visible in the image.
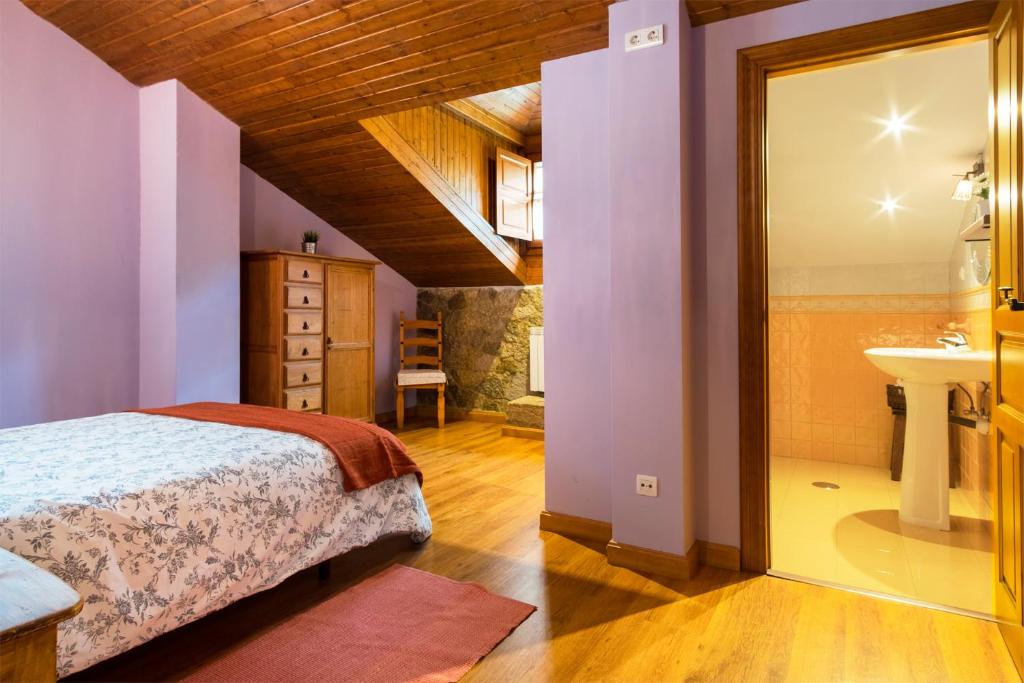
[72,420,1019,682]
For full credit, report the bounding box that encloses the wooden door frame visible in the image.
[737,1,998,573]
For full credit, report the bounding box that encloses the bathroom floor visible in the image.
[770,456,993,616]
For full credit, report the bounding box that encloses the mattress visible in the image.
[0,411,432,676]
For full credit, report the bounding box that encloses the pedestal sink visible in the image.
[863,347,992,530]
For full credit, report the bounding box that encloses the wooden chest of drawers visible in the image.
[241,250,376,421]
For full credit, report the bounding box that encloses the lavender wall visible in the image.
[239,166,417,414]
[694,0,964,547]
[542,50,613,523]
[0,1,140,427]
[608,0,694,555]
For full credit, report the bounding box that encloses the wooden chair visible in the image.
[396,312,445,429]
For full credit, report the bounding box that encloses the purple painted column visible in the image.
[608,0,695,556]
[542,50,613,523]
[139,80,240,407]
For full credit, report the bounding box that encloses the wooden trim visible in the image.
[441,100,527,147]
[539,511,613,544]
[360,117,528,284]
[443,407,508,424]
[501,425,544,440]
[606,540,700,580]
[736,0,995,574]
[697,540,742,572]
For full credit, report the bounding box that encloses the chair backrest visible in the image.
[399,311,443,370]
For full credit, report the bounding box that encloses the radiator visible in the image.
[529,326,544,393]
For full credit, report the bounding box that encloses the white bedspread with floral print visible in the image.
[0,411,432,677]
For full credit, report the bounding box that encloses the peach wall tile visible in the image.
[834,424,856,446]
[792,439,813,459]
[812,441,834,461]
[769,294,955,468]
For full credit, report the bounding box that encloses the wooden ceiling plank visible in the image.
[211,1,550,117]
[181,0,452,94]
[91,0,226,54]
[222,2,600,125]
[239,26,605,143]
[125,0,411,86]
[40,0,149,39]
[233,40,596,146]
[123,0,348,84]
[67,0,210,54]
[103,1,314,74]
[22,0,102,25]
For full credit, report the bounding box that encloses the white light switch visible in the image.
[625,24,664,52]
[636,475,658,497]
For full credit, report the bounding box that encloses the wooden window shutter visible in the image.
[495,147,533,240]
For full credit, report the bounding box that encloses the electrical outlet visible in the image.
[636,475,658,497]
[624,24,664,52]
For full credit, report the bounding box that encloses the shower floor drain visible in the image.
[812,481,840,490]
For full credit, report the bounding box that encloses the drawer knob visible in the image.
[302,399,308,409]
[302,373,309,382]
[302,347,309,356]
[303,269,309,279]
[302,295,309,304]
[302,321,309,330]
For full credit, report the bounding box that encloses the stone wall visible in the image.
[416,285,543,413]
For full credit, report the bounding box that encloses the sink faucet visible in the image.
[937,331,971,351]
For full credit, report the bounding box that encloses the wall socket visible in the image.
[624,24,664,52]
[636,475,658,497]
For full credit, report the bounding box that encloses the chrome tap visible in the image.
[936,331,971,351]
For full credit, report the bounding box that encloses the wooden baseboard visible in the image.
[501,425,544,440]
[697,540,741,571]
[606,539,700,580]
[539,511,612,544]
[539,512,739,577]
[443,407,507,424]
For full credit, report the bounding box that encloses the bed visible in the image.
[0,406,432,677]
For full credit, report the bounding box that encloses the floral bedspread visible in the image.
[0,411,432,676]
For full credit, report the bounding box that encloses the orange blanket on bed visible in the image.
[136,402,422,492]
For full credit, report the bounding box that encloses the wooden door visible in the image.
[324,264,375,421]
[991,1,1024,674]
[495,148,533,240]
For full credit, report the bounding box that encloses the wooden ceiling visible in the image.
[23,0,606,285]
[467,82,542,135]
[24,0,802,284]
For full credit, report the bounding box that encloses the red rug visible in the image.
[182,564,536,682]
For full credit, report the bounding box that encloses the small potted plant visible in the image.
[302,230,319,254]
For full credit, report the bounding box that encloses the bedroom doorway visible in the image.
[736,0,1024,675]
[765,35,992,615]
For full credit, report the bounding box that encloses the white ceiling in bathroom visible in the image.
[767,39,988,268]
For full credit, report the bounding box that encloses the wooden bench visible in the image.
[0,549,82,682]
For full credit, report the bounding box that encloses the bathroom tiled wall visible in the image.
[768,293,951,468]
